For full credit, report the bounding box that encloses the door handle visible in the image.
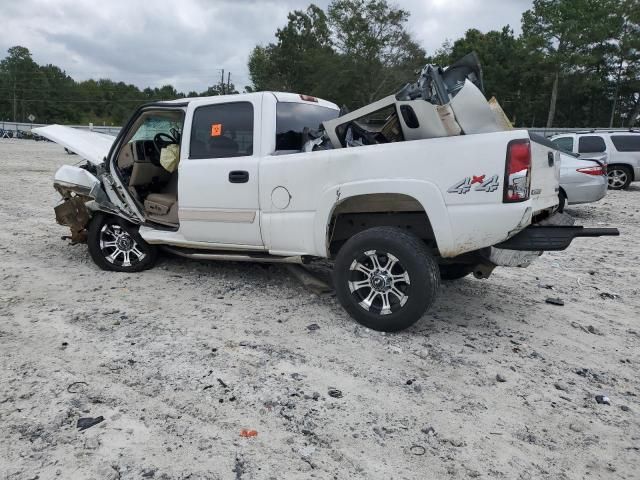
[547,151,555,167]
[228,170,249,183]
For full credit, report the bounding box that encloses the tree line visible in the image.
[0,47,238,126]
[249,0,640,128]
[1,0,638,128]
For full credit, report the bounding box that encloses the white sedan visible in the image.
[558,150,608,211]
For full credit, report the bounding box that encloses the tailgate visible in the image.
[529,134,561,215]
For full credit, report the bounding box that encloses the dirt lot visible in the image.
[0,140,639,480]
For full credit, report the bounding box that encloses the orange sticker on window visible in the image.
[211,123,222,137]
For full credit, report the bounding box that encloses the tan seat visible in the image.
[144,174,179,226]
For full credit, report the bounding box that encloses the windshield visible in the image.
[131,115,182,142]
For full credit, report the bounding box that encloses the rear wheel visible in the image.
[607,165,632,190]
[87,214,157,272]
[333,227,439,332]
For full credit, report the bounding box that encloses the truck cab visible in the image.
[105,93,340,250]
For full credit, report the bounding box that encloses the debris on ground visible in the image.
[409,445,426,456]
[77,416,104,431]
[600,292,620,300]
[67,381,88,393]
[545,297,565,306]
[421,426,436,436]
[327,388,343,399]
[496,374,507,383]
[306,323,320,331]
[217,378,229,389]
[240,429,258,438]
[595,395,611,405]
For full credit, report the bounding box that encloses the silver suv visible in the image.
[550,130,640,190]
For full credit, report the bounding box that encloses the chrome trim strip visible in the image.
[179,208,256,223]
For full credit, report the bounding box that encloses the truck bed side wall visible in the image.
[259,129,534,257]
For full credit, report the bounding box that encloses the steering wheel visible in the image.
[153,132,178,155]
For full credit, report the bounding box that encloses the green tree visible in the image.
[248,1,424,109]
[0,46,41,122]
[609,0,640,126]
[249,5,338,96]
[521,0,621,127]
[327,0,425,106]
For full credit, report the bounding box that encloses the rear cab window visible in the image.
[611,135,640,152]
[578,135,606,153]
[190,102,254,159]
[276,102,339,151]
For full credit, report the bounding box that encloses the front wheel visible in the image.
[333,227,440,332]
[607,165,632,190]
[87,214,158,272]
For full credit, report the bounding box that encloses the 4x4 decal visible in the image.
[447,174,500,194]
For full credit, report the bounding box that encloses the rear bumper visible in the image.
[494,225,619,251]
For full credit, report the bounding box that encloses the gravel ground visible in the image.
[1,140,639,480]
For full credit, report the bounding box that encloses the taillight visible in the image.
[576,165,606,176]
[504,139,531,203]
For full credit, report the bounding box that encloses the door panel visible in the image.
[178,96,264,247]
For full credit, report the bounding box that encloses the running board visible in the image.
[162,246,304,264]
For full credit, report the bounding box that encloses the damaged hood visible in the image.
[32,125,115,165]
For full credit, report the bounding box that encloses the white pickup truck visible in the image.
[37,85,618,331]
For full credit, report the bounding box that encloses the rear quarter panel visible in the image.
[259,129,536,257]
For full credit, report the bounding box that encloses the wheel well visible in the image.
[608,163,634,180]
[327,193,437,257]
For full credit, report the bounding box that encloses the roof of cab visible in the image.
[158,91,339,110]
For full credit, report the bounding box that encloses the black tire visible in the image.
[333,226,440,332]
[607,165,632,190]
[558,189,567,213]
[87,213,157,272]
[439,264,474,281]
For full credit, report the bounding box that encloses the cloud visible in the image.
[0,0,532,93]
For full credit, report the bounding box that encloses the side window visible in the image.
[578,135,606,153]
[551,136,574,152]
[190,102,254,159]
[611,135,640,152]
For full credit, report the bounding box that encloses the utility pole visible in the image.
[227,72,231,94]
[221,69,225,95]
[13,76,17,123]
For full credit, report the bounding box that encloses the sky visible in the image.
[0,0,533,93]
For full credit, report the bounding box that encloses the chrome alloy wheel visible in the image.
[99,223,146,267]
[608,168,628,189]
[348,250,410,315]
